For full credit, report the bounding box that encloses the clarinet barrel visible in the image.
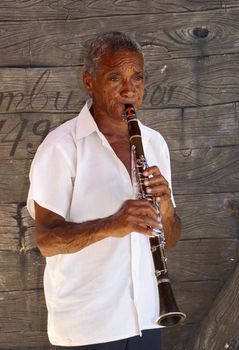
[125,104,186,327]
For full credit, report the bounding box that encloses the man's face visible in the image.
[83,50,145,120]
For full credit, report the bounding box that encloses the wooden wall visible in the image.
[0,1,239,349]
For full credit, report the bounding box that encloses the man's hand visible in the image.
[142,166,181,248]
[107,199,162,238]
[143,165,171,203]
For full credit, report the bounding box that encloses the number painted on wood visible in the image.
[0,119,53,157]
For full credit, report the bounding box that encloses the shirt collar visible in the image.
[76,99,149,147]
[75,99,99,141]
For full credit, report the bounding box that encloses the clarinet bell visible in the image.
[156,281,186,327]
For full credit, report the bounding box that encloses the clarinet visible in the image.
[125,104,186,327]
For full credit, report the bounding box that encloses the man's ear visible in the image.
[83,71,93,94]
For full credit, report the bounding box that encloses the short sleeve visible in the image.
[27,142,74,220]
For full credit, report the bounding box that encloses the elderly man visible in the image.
[27,32,181,350]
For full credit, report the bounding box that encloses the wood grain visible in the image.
[0,145,238,202]
[0,158,32,203]
[0,280,221,340]
[144,54,239,109]
[0,204,19,251]
[1,193,236,253]
[0,113,73,159]
[0,239,236,293]
[192,263,239,350]
[1,102,238,159]
[1,8,239,66]
[163,324,197,350]
[175,193,239,240]
[1,101,238,159]
[0,203,17,228]
[140,102,239,150]
[171,145,239,195]
[167,238,238,282]
[0,67,84,114]
[21,205,37,252]
[0,251,44,292]
[0,289,47,333]
[0,332,50,350]
[173,280,222,324]
[0,0,237,22]
[1,52,239,112]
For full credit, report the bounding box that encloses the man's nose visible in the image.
[121,80,137,98]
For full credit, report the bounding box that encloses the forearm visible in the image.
[35,198,162,257]
[36,217,110,257]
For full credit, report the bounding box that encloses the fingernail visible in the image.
[146,187,151,193]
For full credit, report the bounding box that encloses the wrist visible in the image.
[160,197,175,219]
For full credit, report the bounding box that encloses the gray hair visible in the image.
[83,31,143,75]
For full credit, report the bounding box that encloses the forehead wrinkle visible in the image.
[98,60,144,76]
[96,51,144,73]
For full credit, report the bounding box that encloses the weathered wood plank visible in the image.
[0,251,44,292]
[0,68,85,113]
[1,8,239,66]
[0,239,236,293]
[0,289,47,333]
[0,203,17,227]
[192,263,239,350]
[171,145,239,195]
[0,229,19,251]
[167,238,238,282]
[144,54,239,109]
[0,313,210,350]
[140,102,239,151]
[0,113,72,159]
[0,150,237,202]
[163,324,197,350]
[0,326,197,350]
[0,332,50,350]
[0,0,237,22]
[1,52,239,113]
[172,280,222,324]
[0,204,36,252]
[1,144,239,203]
[21,205,37,252]
[0,158,32,203]
[176,193,238,240]
[1,194,236,252]
[1,102,238,159]
[0,280,220,335]
[0,204,19,251]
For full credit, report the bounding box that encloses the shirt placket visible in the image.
[130,233,142,335]
[101,133,143,334]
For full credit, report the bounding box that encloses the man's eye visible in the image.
[135,75,144,81]
[109,75,120,81]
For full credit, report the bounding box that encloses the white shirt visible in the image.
[27,100,175,346]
